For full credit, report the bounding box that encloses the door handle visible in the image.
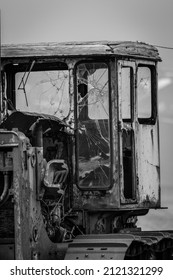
[118,121,123,132]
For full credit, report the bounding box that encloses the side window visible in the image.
[137,65,155,123]
[121,67,133,120]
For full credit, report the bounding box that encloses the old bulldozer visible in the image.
[0,41,173,259]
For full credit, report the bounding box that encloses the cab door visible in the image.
[118,60,160,207]
[118,60,136,204]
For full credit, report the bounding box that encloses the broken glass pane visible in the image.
[76,62,111,189]
[15,69,70,119]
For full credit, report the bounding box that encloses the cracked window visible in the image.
[15,66,70,119]
[76,62,111,189]
[137,66,152,119]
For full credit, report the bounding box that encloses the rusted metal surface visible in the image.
[65,234,135,260]
[0,129,67,259]
[1,41,161,61]
[0,111,67,134]
[136,122,160,207]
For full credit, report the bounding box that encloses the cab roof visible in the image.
[1,40,161,61]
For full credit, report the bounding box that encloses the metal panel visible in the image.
[136,122,160,207]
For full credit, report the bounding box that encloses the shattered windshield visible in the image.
[76,62,111,189]
[15,65,70,119]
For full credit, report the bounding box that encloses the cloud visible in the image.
[158,78,172,90]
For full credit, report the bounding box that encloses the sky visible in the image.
[1,0,173,70]
[1,0,173,228]
[0,0,173,45]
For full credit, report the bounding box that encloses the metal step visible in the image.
[65,232,173,260]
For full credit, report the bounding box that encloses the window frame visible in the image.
[5,60,69,112]
[121,66,134,123]
[74,59,113,191]
[137,63,157,125]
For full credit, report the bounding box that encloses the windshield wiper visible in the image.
[18,60,35,106]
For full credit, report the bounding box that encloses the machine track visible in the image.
[65,231,173,260]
